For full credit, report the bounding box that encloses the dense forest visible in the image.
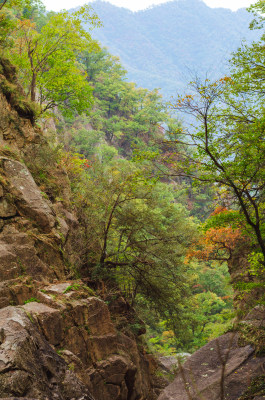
[0,0,264,372]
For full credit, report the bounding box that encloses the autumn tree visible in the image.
[170,73,265,273]
[168,1,265,270]
[186,207,244,262]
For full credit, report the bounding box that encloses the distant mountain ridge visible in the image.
[85,0,260,98]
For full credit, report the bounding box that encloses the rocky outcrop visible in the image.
[0,278,156,399]
[158,331,265,400]
[2,157,56,232]
[18,282,154,399]
[0,306,94,400]
[158,354,190,374]
[244,305,265,328]
[0,224,60,281]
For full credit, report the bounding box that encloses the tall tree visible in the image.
[6,4,101,116]
[170,73,265,270]
[64,155,197,342]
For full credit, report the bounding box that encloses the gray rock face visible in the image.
[244,305,265,328]
[0,306,95,400]
[22,302,64,346]
[0,225,54,281]
[88,355,137,400]
[158,332,265,400]
[0,197,16,217]
[159,354,191,373]
[2,158,55,231]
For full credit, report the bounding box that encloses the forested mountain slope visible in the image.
[86,0,260,97]
[1,0,265,398]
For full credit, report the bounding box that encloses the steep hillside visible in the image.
[0,58,161,400]
[1,2,265,399]
[87,0,260,97]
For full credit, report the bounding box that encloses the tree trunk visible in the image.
[30,73,36,103]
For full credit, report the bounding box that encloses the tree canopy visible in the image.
[3,2,101,116]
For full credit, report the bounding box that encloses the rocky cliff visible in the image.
[0,58,160,400]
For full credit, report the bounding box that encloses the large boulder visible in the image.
[0,306,95,400]
[22,302,64,346]
[158,332,265,400]
[0,225,60,281]
[2,158,55,232]
[13,283,154,400]
[158,354,190,373]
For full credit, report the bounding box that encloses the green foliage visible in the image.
[2,0,252,357]
[63,283,81,293]
[0,0,48,49]
[194,262,232,297]
[166,13,265,337]
[248,0,265,30]
[4,1,101,117]
[68,155,197,346]
[147,321,179,355]
[183,260,233,351]
[54,37,237,353]
[24,297,39,304]
[69,47,172,156]
[171,73,265,276]
[239,375,265,400]
[62,282,95,296]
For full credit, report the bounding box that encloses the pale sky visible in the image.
[41,0,255,13]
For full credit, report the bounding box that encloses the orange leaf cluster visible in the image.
[210,206,228,216]
[219,76,232,83]
[187,225,243,262]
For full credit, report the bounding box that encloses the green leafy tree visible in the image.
[66,156,197,344]
[6,4,101,116]
[171,73,265,272]
[169,2,265,267]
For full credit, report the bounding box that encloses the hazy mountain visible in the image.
[86,0,260,98]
